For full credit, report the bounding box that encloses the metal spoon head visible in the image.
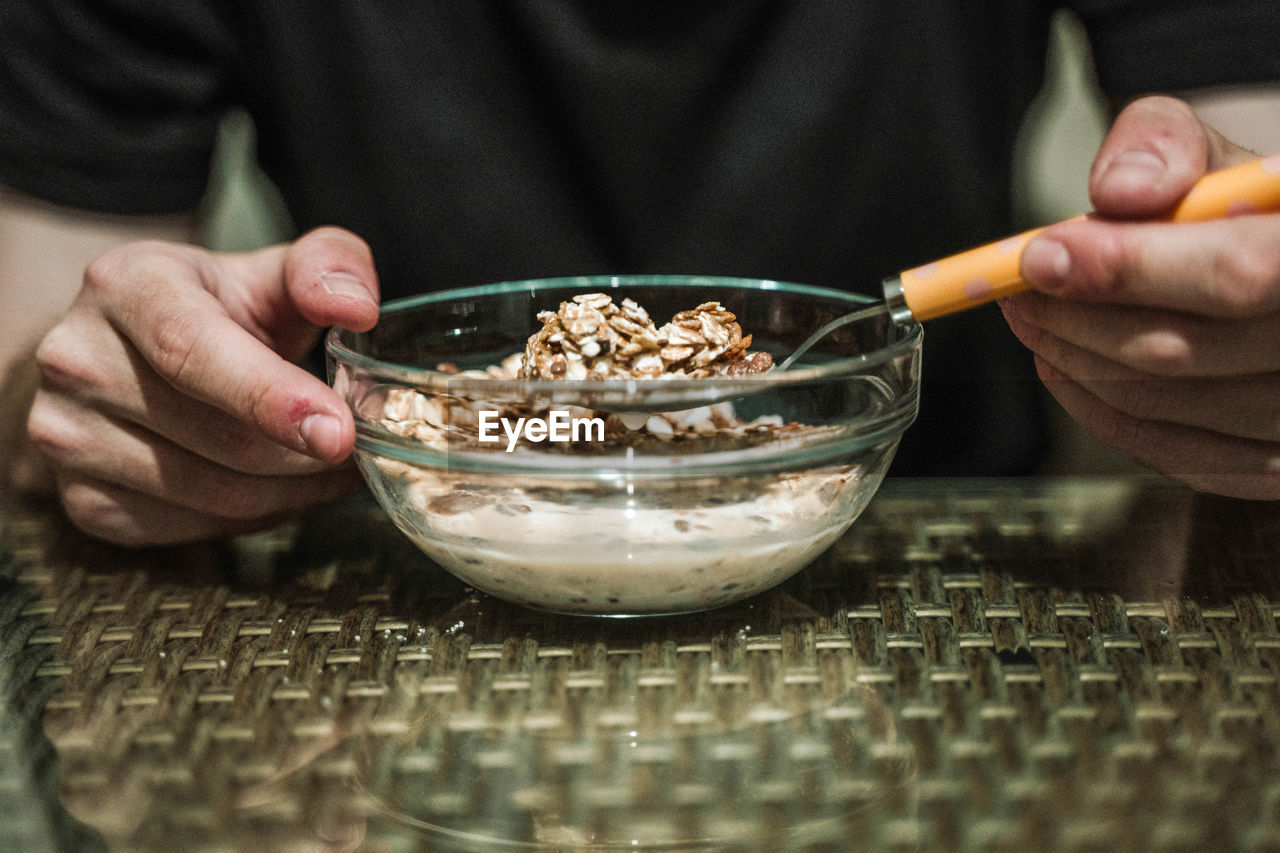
[773,303,890,371]
[600,302,897,418]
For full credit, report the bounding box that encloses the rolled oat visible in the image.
[518,293,772,380]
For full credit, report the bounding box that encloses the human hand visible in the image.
[27,227,380,544]
[1003,95,1280,499]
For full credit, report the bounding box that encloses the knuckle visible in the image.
[59,482,145,547]
[26,396,80,465]
[1100,234,1142,296]
[1120,330,1194,376]
[1210,249,1278,317]
[81,246,127,296]
[215,370,284,450]
[1060,227,1128,298]
[239,374,278,431]
[83,241,173,295]
[33,324,95,391]
[148,309,203,387]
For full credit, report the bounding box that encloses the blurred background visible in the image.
[198,11,1139,476]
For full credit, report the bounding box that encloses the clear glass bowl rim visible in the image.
[326,275,922,475]
[326,274,922,389]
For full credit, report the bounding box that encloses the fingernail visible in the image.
[1101,148,1168,187]
[320,272,376,308]
[299,413,344,459]
[1022,238,1071,289]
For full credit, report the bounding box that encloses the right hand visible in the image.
[26,226,380,545]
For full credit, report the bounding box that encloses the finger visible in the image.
[55,473,297,547]
[1002,301,1280,441]
[85,244,356,463]
[283,226,380,331]
[210,228,379,363]
[1088,96,1210,219]
[28,386,363,520]
[36,308,332,476]
[1020,213,1280,318]
[1000,290,1280,376]
[1033,358,1280,501]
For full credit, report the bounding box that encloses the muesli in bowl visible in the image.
[326,276,921,615]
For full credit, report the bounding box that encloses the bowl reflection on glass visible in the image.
[326,275,921,616]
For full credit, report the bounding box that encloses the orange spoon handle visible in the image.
[884,154,1280,323]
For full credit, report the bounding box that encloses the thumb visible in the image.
[1088,96,1209,220]
[284,226,381,332]
[213,227,381,364]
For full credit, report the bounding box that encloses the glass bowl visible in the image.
[326,275,921,616]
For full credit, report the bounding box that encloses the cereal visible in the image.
[359,293,867,614]
[519,293,772,380]
[373,294,797,453]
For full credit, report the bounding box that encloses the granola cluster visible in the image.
[371,293,802,453]
[377,383,841,455]
[518,293,772,380]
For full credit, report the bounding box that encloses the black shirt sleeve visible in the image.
[1067,0,1280,100]
[0,0,234,214]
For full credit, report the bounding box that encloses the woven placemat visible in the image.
[3,480,1280,852]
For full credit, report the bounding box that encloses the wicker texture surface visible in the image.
[3,479,1280,852]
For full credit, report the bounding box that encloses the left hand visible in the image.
[1003,95,1280,499]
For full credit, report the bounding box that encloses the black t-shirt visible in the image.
[2,1,1278,475]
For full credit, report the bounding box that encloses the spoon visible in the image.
[608,157,1280,421]
[778,155,1280,369]
[772,303,886,371]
